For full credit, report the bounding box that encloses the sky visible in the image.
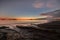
[0,0,60,18]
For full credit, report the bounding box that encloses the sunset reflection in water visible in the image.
[0,20,48,25]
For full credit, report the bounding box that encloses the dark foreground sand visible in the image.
[0,21,60,40]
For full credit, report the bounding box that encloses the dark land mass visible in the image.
[0,21,60,40]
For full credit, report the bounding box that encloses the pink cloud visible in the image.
[46,0,58,8]
[46,2,54,8]
[32,0,60,9]
[32,1,44,8]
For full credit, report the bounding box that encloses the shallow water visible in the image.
[0,20,48,29]
[0,20,48,25]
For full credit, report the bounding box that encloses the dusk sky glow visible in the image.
[0,0,60,18]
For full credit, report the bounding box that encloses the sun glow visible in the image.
[16,17,35,20]
[0,16,48,20]
[16,16,47,20]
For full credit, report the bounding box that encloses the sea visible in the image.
[0,20,48,29]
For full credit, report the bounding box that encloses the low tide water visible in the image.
[0,20,48,24]
[0,20,48,28]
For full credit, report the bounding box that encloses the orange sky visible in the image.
[0,16,47,20]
